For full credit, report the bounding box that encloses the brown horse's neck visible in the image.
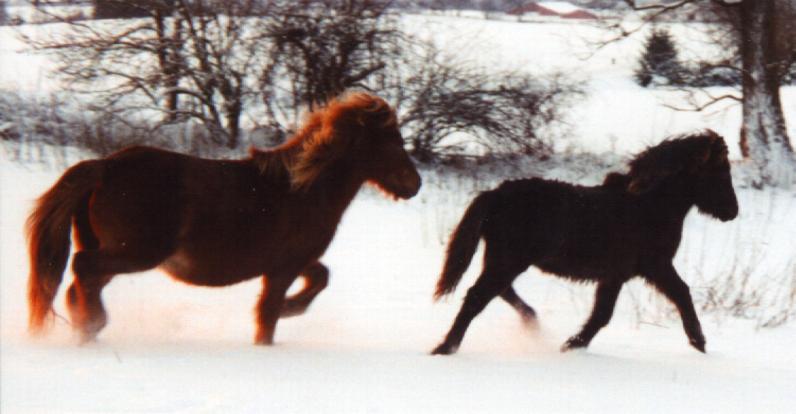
[250,147,365,221]
[302,162,365,217]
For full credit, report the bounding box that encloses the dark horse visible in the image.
[27,92,421,344]
[432,130,738,355]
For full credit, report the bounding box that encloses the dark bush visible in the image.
[688,62,742,87]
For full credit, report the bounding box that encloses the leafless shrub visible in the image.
[387,44,580,162]
[0,90,238,167]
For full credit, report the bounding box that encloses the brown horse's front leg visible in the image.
[254,274,294,345]
[281,262,329,318]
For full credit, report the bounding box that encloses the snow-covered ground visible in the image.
[2,157,796,413]
[2,11,796,414]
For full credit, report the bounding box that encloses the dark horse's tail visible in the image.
[434,191,497,300]
[27,160,102,334]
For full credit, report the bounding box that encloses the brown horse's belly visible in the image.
[160,251,260,287]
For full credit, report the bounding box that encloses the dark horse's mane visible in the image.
[621,129,726,193]
[249,92,398,190]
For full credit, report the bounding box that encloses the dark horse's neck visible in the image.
[640,174,697,225]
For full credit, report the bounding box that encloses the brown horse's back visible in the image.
[87,147,184,258]
[92,147,290,285]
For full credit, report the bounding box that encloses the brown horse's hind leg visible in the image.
[281,262,329,318]
[254,275,294,345]
[67,248,169,342]
[66,272,110,343]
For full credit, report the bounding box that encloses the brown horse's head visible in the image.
[627,130,738,221]
[289,92,421,199]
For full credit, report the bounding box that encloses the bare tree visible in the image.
[622,0,796,188]
[259,0,402,135]
[0,1,7,25]
[26,0,274,148]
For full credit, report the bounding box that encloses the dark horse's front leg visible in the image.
[281,262,329,318]
[561,280,623,352]
[645,264,706,353]
[254,274,295,345]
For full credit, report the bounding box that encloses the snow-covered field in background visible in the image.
[2,11,796,414]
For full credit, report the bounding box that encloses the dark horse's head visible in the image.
[283,92,421,199]
[624,130,739,221]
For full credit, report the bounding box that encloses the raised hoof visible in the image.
[77,334,99,345]
[689,338,706,353]
[280,303,308,318]
[431,343,458,356]
[560,335,589,352]
[75,318,106,345]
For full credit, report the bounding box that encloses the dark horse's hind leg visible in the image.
[501,286,537,324]
[646,264,705,352]
[281,262,329,318]
[431,270,515,355]
[254,275,294,345]
[67,248,167,342]
[561,280,623,352]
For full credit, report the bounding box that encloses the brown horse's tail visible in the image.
[27,160,102,334]
[434,191,497,300]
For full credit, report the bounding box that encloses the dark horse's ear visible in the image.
[627,174,653,194]
[602,172,631,190]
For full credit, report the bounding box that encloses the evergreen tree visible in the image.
[635,27,686,87]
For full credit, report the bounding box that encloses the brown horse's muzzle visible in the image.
[393,167,422,199]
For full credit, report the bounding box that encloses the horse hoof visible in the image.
[689,338,706,353]
[431,343,457,355]
[560,335,588,352]
[254,334,275,346]
[520,314,539,329]
[77,335,99,346]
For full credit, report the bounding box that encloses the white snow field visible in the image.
[2,11,796,414]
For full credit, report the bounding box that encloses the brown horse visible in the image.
[27,92,421,344]
[432,130,738,355]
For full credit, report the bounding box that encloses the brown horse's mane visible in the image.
[250,92,398,190]
[624,129,726,193]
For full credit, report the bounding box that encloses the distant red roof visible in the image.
[562,9,597,19]
[509,2,597,19]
